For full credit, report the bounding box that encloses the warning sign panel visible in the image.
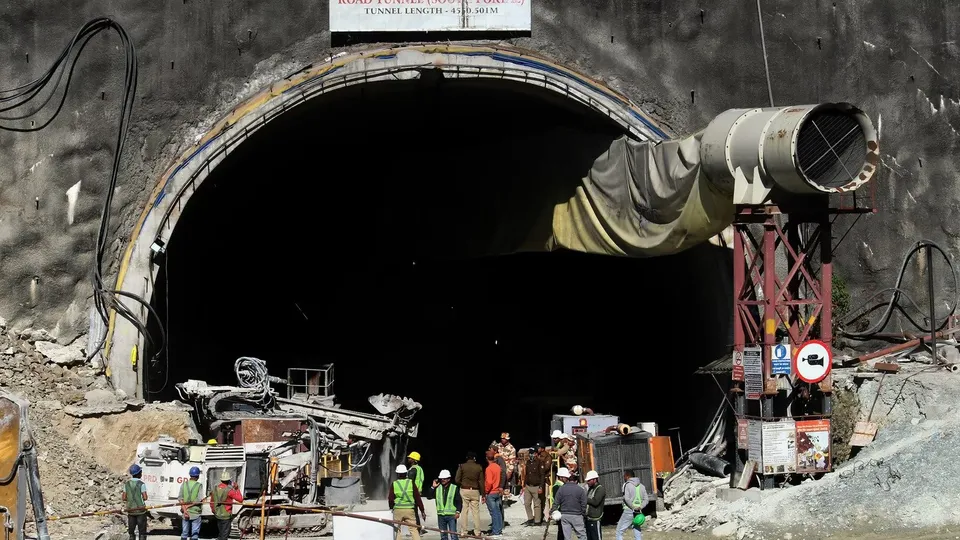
[747,419,762,463]
[737,419,748,449]
[796,419,832,473]
[761,420,797,475]
[732,350,744,381]
[744,347,763,400]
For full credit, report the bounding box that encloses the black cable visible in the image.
[842,240,959,339]
[0,19,165,367]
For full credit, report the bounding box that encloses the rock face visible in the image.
[0,328,197,537]
[0,0,955,340]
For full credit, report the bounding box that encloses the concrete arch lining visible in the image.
[106,43,669,396]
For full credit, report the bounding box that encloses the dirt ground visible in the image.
[52,496,959,540]
[83,524,960,539]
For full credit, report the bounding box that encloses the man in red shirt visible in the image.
[209,471,244,540]
[483,450,504,536]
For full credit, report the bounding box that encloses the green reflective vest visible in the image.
[622,482,644,512]
[212,486,233,520]
[180,480,203,518]
[393,479,415,510]
[435,484,458,516]
[587,485,603,520]
[124,479,146,515]
[409,465,424,492]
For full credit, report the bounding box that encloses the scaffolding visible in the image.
[729,199,873,488]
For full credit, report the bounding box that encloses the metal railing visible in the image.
[286,366,334,400]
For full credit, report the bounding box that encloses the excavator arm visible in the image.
[0,390,50,540]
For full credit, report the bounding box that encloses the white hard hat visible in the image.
[551,510,562,522]
[438,469,451,479]
[585,470,599,482]
[557,467,570,478]
[395,464,408,474]
[551,430,563,439]
[572,405,584,415]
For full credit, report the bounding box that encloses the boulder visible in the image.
[34,340,86,366]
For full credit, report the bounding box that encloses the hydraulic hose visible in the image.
[843,240,959,339]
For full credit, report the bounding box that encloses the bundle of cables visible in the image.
[842,240,959,339]
[1,19,164,364]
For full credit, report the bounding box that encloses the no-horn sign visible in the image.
[793,340,832,384]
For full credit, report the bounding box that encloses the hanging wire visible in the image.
[1,19,165,366]
[755,0,775,108]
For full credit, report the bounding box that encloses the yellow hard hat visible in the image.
[408,451,421,461]
[207,439,218,445]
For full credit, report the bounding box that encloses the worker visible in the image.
[494,432,517,492]
[407,451,425,530]
[455,451,484,537]
[558,434,579,477]
[430,469,462,540]
[551,474,565,540]
[178,466,203,540]
[534,443,551,521]
[122,464,148,540]
[407,451,425,492]
[487,446,509,527]
[550,430,564,456]
[615,470,649,540]
[482,450,504,536]
[522,446,546,526]
[561,435,579,468]
[210,470,243,540]
[550,468,586,540]
[389,464,426,540]
[584,470,606,540]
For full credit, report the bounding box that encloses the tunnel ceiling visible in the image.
[163,75,631,261]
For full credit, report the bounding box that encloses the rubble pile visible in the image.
[0,322,129,516]
[733,363,960,537]
[654,361,960,539]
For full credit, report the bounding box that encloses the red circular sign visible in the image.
[792,339,832,384]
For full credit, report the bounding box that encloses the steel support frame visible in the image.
[729,204,834,488]
[733,207,833,358]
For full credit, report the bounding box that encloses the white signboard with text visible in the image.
[330,0,532,32]
[760,420,797,475]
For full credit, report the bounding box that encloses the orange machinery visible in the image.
[576,426,675,513]
[0,390,50,540]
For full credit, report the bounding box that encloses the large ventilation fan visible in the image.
[700,103,879,205]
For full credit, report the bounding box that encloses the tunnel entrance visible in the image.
[142,73,734,476]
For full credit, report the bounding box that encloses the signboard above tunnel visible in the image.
[329,0,532,33]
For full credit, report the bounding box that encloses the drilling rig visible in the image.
[137,359,420,537]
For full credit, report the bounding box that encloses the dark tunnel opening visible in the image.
[144,74,735,486]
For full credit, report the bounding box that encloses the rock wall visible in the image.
[0,0,957,334]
